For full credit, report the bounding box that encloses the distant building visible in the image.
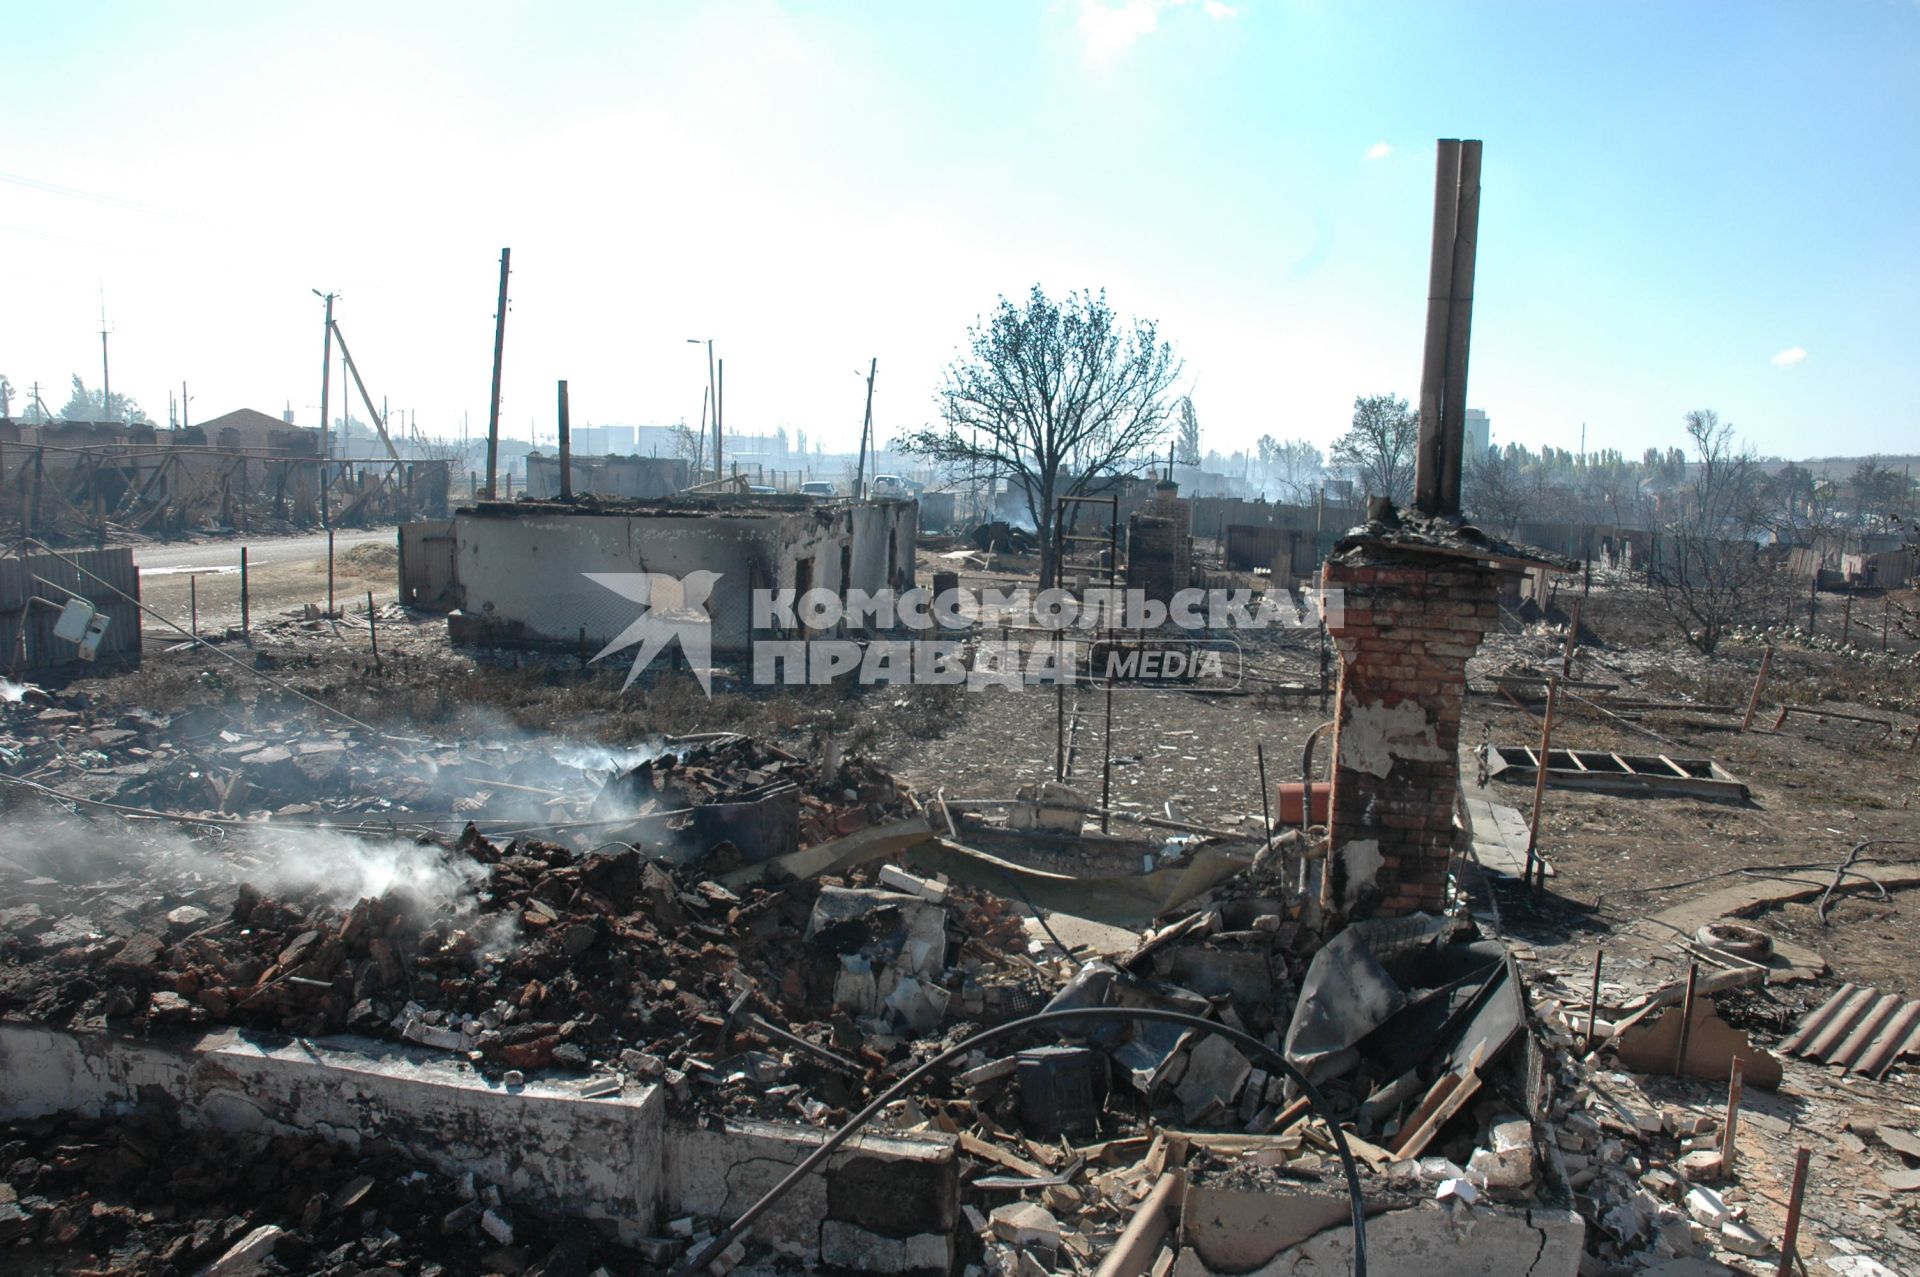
[181,408,320,456]
[571,424,635,454]
[1464,409,1490,460]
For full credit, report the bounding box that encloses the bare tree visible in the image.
[669,417,708,480]
[1649,410,1786,654]
[897,286,1181,586]
[1174,396,1201,466]
[1256,436,1323,504]
[1329,393,1417,506]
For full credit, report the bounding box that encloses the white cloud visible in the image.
[1079,0,1160,60]
[1078,0,1236,60]
[1364,141,1392,161]
[1770,345,1808,368]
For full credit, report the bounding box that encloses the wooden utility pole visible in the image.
[855,357,876,499]
[1414,139,1483,518]
[329,322,402,462]
[484,248,511,499]
[317,292,335,461]
[557,380,572,499]
[99,306,112,423]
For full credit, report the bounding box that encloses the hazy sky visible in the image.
[4,1,1915,462]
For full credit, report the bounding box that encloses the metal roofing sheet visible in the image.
[1780,983,1920,1079]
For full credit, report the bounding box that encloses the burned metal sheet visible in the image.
[1781,983,1920,1079]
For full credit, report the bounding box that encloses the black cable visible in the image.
[1818,840,1918,924]
[667,1006,1369,1277]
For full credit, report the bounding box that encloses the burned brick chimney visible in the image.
[1319,537,1508,917]
[1314,139,1557,921]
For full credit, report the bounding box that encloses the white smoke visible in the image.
[1,808,486,915]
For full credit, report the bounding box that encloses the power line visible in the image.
[0,169,185,219]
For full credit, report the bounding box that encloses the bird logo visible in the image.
[583,570,721,697]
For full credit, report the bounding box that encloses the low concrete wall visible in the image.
[0,1023,663,1238]
[663,1116,959,1273]
[0,1023,958,1270]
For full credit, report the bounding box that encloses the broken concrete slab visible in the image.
[1177,1194,1583,1276]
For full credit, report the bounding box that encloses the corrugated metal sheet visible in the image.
[1781,983,1920,1079]
[0,546,143,678]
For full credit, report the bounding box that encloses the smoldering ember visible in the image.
[3,133,1919,1277]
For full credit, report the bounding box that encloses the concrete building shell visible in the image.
[403,495,919,655]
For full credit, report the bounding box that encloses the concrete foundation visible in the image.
[0,1022,664,1238]
[1,1024,1579,1274]
[0,1023,957,1270]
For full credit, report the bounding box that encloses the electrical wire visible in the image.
[666,1006,1369,1277]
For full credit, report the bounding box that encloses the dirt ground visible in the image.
[135,533,402,635]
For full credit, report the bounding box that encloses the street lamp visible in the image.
[687,338,717,477]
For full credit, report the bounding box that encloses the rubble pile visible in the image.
[3,693,1589,1273]
[0,1103,614,1276]
[0,737,1026,1122]
[1524,972,1817,1270]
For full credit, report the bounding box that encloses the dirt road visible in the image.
[133,529,399,633]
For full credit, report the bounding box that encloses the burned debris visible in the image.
[2,118,1917,1277]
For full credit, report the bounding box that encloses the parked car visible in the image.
[868,474,911,498]
[799,481,837,497]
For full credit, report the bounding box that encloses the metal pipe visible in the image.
[1585,950,1603,1055]
[1256,742,1274,845]
[1414,140,1462,517]
[1437,140,1482,514]
[1301,720,1335,896]
[1721,1059,1744,1171]
[666,1007,1370,1277]
[1776,1147,1810,1276]
[1673,962,1699,1076]
[1525,676,1560,889]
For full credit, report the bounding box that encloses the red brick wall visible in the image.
[1320,555,1506,919]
